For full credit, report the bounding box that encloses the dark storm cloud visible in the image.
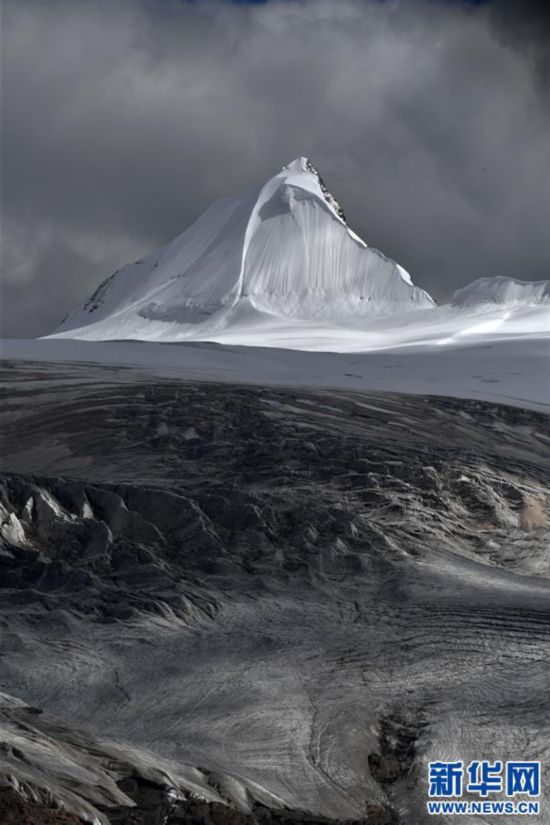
[1,0,548,336]
[484,0,550,94]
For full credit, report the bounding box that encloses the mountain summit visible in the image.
[53,157,434,341]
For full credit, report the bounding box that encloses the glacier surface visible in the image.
[1,364,549,824]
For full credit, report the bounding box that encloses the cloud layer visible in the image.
[2,0,549,336]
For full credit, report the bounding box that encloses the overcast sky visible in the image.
[1,0,549,337]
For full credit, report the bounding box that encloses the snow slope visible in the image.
[451,276,550,307]
[52,157,434,342]
[3,336,549,412]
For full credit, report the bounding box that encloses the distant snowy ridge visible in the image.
[52,157,434,341]
[451,276,550,307]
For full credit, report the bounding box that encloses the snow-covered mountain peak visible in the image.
[278,156,347,223]
[52,158,435,342]
[282,156,310,173]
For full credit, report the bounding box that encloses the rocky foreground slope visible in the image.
[0,360,549,824]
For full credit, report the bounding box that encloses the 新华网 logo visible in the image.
[426,760,541,817]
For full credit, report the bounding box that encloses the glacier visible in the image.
[1,363,549,824]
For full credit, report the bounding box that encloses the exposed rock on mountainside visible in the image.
[304,159,347,223]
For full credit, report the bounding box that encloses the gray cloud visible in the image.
[1,0,549,337]
[484,0,550,94]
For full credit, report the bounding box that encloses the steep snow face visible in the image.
[239,158,432,320]
[451,276,550,307]
[53,157,434,340]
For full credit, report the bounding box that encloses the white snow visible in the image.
[52,157,433,342]
[0,510,27,547]
[451,276,550,307]
[2,336,549,412]
[46,157,548,379]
